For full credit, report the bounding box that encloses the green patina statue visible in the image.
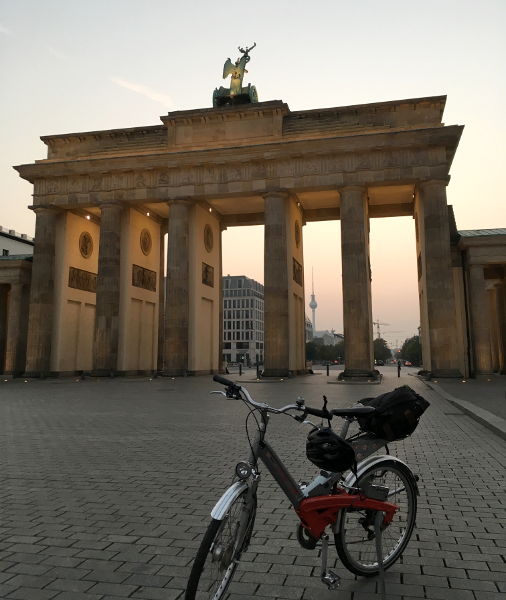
[213,43,259,107]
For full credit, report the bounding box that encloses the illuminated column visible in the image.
[263,191,305,376]
[416,180,461,376]
[157,220,167,371]
[4,283,25,374]
[164,200,190,375]
[93,203,123,374]
[263,191,290,377]
[468,264,493,374]
[25,207,59,376]
[340,186,375,377]
[497,281,506,374]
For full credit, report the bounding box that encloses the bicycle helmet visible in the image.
[306,427,356,472]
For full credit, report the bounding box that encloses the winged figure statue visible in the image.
[213,43,258,107]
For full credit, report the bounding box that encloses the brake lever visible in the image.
[210,390,227,396]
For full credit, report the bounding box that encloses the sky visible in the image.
[1,0,505,349]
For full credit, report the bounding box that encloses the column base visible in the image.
[0,371,24,379]
[261,368,290,378]
[23,370,58,378]
[161,369,190,377]
[90,369,120,377]
[429,368,463,378]
[338,369,381,383]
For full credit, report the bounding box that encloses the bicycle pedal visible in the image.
[321,570,340,590]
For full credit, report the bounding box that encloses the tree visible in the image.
[306,340,345,362]
[373,338,392,362]
[400,335,422,366]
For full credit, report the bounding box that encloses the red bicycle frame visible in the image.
[295,490,398,539]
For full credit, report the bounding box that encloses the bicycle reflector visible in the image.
[235,462,252,480]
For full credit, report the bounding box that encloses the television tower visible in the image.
[309,268,318,334]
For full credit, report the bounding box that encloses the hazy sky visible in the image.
[1,1,505,348]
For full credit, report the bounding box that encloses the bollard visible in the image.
[326,364,329,376]
[239,363,242,376]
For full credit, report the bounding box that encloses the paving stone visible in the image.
[0,375,505,600]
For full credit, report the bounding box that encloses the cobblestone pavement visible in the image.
[0,371,505,600]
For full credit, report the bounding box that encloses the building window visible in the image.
[2,249,8,256]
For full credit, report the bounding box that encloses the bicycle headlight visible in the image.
[235,462,252,480]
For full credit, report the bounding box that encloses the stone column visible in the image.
[263,191,290,377]
[496,282,506,374]
[468,264,493,374]
[25,207,59,376]
[340,186,375,378]
[488,285,499,372]
[4,283,24,374]
[164,200,190,375]
[417,180,461,377]
[93,203,123,374]
[0,285,8,371]
[157,221,167,372]
[219,225,225,373]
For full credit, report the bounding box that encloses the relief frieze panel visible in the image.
[32,146,443,204]
[132,264,157,292]
[68,267,97,293]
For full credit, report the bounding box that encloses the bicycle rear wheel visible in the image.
[185,490,255,600]
[334,459,417,577]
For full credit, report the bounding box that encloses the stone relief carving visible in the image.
[79,232,93,259]
[204,224,213,253]
[140,229,152,256]
[32,146,439,205]
[68,267,97,293]
[132,264,156,291]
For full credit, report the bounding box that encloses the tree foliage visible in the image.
[306,341,345,362]
[373,338,392,362]
[400,335,422,365]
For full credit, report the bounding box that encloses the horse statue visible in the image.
[213,43,259,107]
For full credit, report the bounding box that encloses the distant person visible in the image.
[397,360,402,378]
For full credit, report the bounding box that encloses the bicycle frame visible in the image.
[210,404,400,542]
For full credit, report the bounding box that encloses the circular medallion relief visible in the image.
[140,228,152,256]
[204,224,214,253]
[79,231,93,258]
[294,220,301,248]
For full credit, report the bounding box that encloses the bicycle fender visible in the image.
[343,455,412,488]
[210,481,248,521]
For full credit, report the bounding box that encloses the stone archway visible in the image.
[15,96,464,377]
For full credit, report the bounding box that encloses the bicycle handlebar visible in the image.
[301,406,332,420]
[213,374,241,390]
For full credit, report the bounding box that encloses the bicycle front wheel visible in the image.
[185,490,255,600]
[334,459,417,577]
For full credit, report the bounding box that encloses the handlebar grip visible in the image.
[213,374,241,389]
[304,406,332,419]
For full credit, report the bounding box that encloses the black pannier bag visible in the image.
[357,385,430,442]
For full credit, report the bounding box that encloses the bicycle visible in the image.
[185,375,428,599]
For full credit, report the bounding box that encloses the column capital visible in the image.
[339,184,367,194]
[418,178,450,190]
[98,201,124,211]
[29,205,60,216]
[263,189,290,202]
[167,198,195,208]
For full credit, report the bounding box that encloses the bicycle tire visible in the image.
[334,459,417,577]
[185,490,255,600]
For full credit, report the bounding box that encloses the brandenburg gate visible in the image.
[14,91,464,378]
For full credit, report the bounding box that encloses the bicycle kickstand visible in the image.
[320,534,341,590]
[374,511,386,600]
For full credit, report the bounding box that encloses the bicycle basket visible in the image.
[306,427,356,472]
[357,385,430,442]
